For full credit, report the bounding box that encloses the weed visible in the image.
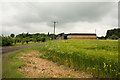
[33,66,37,69]
[32,62,35,64]
[27,61,31,64]
[28,56,32,57]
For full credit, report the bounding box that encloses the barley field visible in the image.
[37,39,118,78]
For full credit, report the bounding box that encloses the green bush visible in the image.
[15,38,21,43]
[21,38,26,45]
[25,37,30,44]
[41,37,46,42]
[2,36,13,46]
[36,37,41,42]
[10,34,15,38]
[108,35,119,40]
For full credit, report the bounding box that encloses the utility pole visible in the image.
[53,21,57,40]
[95,29,96,34]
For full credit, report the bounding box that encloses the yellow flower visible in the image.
[104,63,106,68]
[110,65,111,68]
[92,68,95,69]
[107,65,108,67]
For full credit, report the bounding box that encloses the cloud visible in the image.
[1,2,118,36]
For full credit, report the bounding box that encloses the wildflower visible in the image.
[110,65,111,68]
[107,65,108,67]
[104,62,106,68]
[92,68,95,69]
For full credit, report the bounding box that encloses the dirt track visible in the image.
[2,43,45,55]
[18,51,93,78]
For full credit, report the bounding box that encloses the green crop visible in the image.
[38,39,118,78]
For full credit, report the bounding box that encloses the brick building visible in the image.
[58,33,97,39]
[67,33,97,39]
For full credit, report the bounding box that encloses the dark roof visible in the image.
[67,33,96,36]
[58,33,64,36]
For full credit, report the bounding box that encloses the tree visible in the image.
[21,38,26,45]
[41,37,46,42]
[108,35,119,40]
[33,38,37,43]
[10,34,15,38]
[2,36,13,46]
[36,37,41,42]
[13,38,17,44]
[48,32,49,36]
[97,36,106,39]
[106,28,120,39]
[25,37,30,44]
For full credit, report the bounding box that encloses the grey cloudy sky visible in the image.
[1,1,118,36]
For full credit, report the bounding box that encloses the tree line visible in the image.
[0,32,59,46]
[97,28,120,40]
[1,28,119,46]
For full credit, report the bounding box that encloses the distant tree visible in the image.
[40,33,46,37]
[25,37,30,44]
[33,38,37,43]
[106,28,120,39]
[21,38,26,45]
[12,38,17,44]
[35,33,40,36]
[15,37,21,43]
[16,33,25,38]
[26,33,29,37]
[36,37,41,42]
[48,32,49,36]
[2,36,13,46]
[22,33,26,38]
[41,37,46,42]
[29,38,33,41]
[108,35,119,40]
[10,33,15,38]
[97,36,106,39]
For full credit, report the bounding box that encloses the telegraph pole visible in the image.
[53,21,57,39]
[95,29,96,34]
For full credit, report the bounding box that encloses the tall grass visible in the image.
[2,51,25,78]
[37,39,118,78]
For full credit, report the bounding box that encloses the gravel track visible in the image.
[2,43,45,55]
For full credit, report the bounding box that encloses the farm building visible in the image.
[57,33,97,39]
[67,33,97,39]
[57,33,67,40]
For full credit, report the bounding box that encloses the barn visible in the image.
[67,33,97,39]
[57,33,97,39]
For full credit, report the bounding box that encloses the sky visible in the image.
[1,1,118,37]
